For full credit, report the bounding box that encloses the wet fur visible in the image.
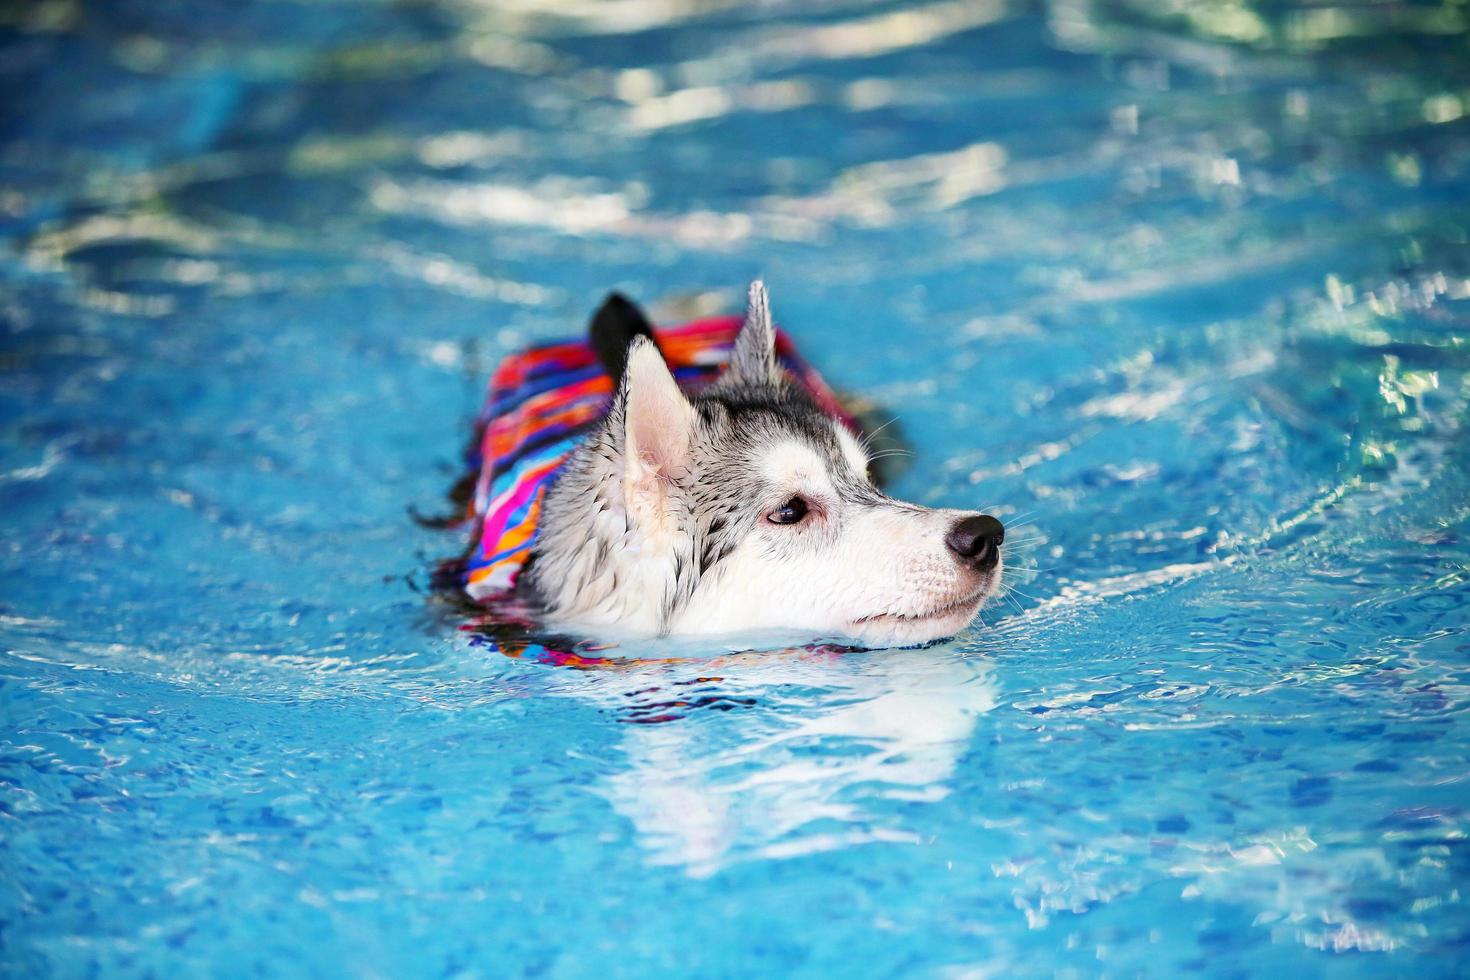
[522,282,1002,648]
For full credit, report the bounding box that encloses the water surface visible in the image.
[3,0,1470,975]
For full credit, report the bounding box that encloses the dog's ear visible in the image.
[620,335,695,496]
[723,279,779,387]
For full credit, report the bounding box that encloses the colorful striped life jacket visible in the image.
[462,314,854,602]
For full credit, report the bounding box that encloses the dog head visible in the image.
[527,281,1004,648]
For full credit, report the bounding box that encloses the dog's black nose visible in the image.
[946,514,1004,568]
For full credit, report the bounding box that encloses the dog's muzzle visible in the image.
[945,514,1004,570]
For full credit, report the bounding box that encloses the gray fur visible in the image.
[529,287,882,631]
[720,279,779,389]
[524,281,999,642]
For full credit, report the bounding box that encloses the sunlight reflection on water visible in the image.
[2,0,1469,974]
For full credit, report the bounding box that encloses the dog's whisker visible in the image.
[1002,534,1045,547]
[858,417,901,454]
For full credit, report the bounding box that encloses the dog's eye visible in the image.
[767,496,809,525]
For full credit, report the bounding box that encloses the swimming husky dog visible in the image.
[519,281,1004,648]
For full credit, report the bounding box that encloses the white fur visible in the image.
[529,281,1003,648]
[660,437,987,645]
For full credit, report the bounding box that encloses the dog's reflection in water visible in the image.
[463,608,998,876]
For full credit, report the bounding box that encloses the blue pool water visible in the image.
[3,0,1470,974]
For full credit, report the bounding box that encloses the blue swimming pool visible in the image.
[3,0,1469,975]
